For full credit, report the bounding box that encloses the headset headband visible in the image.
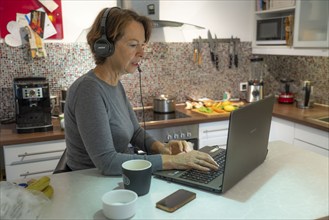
[100,8,111,37]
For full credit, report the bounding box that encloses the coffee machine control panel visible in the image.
[22,87,43,99]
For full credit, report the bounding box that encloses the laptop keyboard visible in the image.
[180,148,226,184]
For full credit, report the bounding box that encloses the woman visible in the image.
[64,7,218,175]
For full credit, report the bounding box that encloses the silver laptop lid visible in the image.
[221,95,275,193]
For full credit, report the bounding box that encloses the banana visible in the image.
[26,176,50,191]
[42,185,54,199]
[221,101,231,106]
[25,176,55,199]
[224,105,236,112]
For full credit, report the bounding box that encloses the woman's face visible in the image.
[111,20,146,74]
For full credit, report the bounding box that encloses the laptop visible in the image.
[153,95,275,193]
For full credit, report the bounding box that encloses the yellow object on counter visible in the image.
[26,176,54,199]
[224,105,236,112]
[42,185,54,199]
[26,176,50,191]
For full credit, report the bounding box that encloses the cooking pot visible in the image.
[153,94,176,113]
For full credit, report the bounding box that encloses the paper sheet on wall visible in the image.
[25,8,57,39]
[38,0,59,12]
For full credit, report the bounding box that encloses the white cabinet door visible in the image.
[4,140,66,165]
[294,123,329,157]
[5,160,60,182]
[293,0,329,48]
[294,139,328,157]
[4,139,66,181]
[252,0,329,56]
[269,117,295,144]
[199,121,229,149]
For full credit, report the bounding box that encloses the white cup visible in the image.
[102,189,138,219]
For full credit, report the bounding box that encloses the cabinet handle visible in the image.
[18,149,64,157]
[11,155,61,165]
[217,144,227,148]
[19,169,54,178]
[203,128,228,133]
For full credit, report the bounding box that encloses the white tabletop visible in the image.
[38,141,328,219]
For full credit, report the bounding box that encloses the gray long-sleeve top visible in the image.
[64,70,162,175]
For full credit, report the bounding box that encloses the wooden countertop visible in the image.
[1,101,328,146]
[0,119,65,146]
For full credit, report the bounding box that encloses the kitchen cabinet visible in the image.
[199,121,229,149]
[293,0,329,48]
[269,116,328,157]
[294,123,329,157]
[252,0,329,56]
[3,140,66,181]
[269,117,295,144]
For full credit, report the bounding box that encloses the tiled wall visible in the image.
[262,55,329,105]
[1,42,328,120]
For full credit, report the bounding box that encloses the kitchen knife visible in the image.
[193,39,198,64]
[233,37,238,68]
[229,36,233,69]
[207,30,215,63]
[214,34,219,70]
[198,36,202,66]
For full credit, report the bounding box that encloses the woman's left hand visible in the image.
[152,140,193,155]
[165,140,193,155]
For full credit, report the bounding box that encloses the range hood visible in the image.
[119,0,204,30]
[76,1,206,42]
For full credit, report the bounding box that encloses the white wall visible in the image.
[159,0,254,42]
[1,0,254,43]
[60,0,117,43]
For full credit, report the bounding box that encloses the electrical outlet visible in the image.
[239,82,247,92]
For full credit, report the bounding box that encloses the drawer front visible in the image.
[5,159,59,181]
[294,139,329,158]
[4,140,66,165]
[294,123,329,150]
[199,121,229,139]
[199,121,229,148]
[269,117,295,144]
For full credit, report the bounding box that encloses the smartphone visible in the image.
[156,189,196,213]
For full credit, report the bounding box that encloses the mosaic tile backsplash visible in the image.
[1,42,328,120]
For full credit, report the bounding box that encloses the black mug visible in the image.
[122,160,152,196]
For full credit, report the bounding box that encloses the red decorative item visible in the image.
[278,93,294,104]
[278,79,295,104]
[0,0,63,39]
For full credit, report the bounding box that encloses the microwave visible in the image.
[256,16,287,45]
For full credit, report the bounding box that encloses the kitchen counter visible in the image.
[1,101,328,146]
[0,119,65,146]
[15,141,329,219]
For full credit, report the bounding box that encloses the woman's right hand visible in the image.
[162,150,219,172]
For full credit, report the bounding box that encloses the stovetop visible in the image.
[134,108,190,123]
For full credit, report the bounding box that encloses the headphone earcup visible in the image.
[94,35,115,57]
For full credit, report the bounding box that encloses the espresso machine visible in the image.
[247,56,264,102]
[14,77,53,133]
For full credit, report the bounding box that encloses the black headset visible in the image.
[93,7,119,57]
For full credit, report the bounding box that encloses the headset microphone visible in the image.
[137,63,146,152]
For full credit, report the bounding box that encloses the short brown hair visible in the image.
[87,7,153,65]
